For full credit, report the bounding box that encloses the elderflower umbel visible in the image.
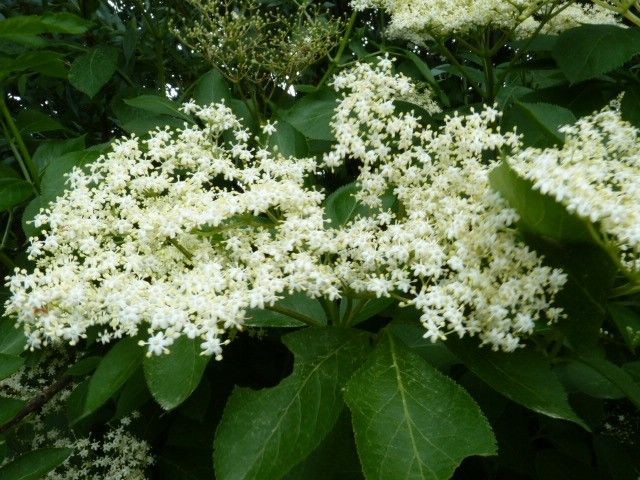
[508,101,640,273]
[5,102,337,357]
[324,59,567,351]
[351,0,618,40]
[0,352,153,479]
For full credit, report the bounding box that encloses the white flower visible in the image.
[508,99,640,273]
[351,0,619,39]
[261,120,278,136]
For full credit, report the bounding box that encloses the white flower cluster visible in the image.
[351,0,618,39]
[324,59,567,351]
[0,355,153,480]
[5,102,336,357]
[51,415,153,480]
[509,101,640,274]
[6,57,568,354]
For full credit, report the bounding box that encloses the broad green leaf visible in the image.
[0,318,26,355]
[267,119,309,157]
[190,69,232,106]
[115,368,151,418]
[214,328,371,480]
[245,292,327,328]
[32,135,86,171]
[345,332,496,480]
[0,178,33,211]
[341,297,395,327]
[69,45,119,98]
[40,12,93,35]
[0,353,24,381]
[447,338,587,429]
[554,361,623,400]
[324,182,396,228]
[278,89,337,141]
[124,95,192,122]
[0,448,72,480]
[575,355,640,409]
[66,356,100,377]
[553,25,640,83]
[284,411,363,480]
[388,315,460,371]
[121,115,185,136]
[0,51,66,79]
[0,16,51,37]
[523,236,616,351]
[15,110,65,135]
[489,160,591,242]
[501,101,576,147]
[0,397,25,425]
[81,337,143,419]
[143,336,210,410]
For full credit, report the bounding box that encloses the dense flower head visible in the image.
[5,102,336,357]
[324,59,567,350]
[351,0,618,39]
[6,58,569,355]
[509,100,640,274]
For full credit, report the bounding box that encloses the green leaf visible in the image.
[124,95,192,123]
[501,101,576,147]
[575,355,640,409]
[387,315,464,371]
[447,338,587,429]
[0,16,51,37]
[81,337,143,420]
[0,51,66,79]
[69,45,119,98]
[0,448,72,480]
[0,318,26,355]
[324,182,396,228]
[0,178,33,211]
[143,336,210,410]
[267,119,309,157]
[522,237,616,351]
[0,353,24,381]
[214,328,371,480]
[278,89,337,141]
[554,361,623,399]
[344,297,395,327]
[66,356,100,377]
[284,411,363,480]
[190,69,232,106]
[344,332,496,480]
[245,292,327,328]
[40,12,93,35]
[115,368,151,418]
[489,160,591,242]
[32,135,86,171]
[553,25,640,83]
[0,397,25,426]
[15,110,65,135]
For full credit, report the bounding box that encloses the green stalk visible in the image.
[0,91,39,189]
[316,10,357,89]
[265,304,323,327]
